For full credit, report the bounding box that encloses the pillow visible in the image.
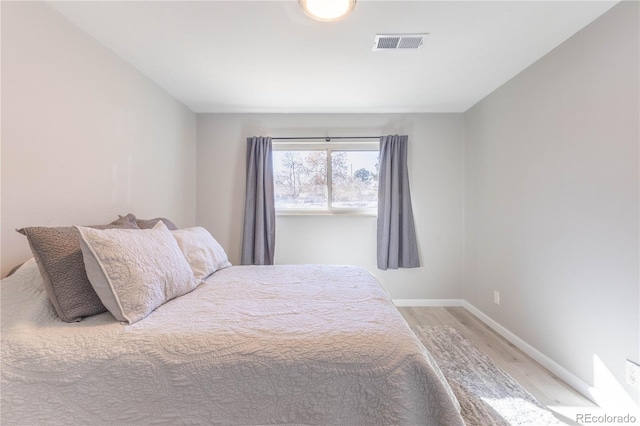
[171,227,232,280]
[17,221,140,322]
[5,261,26,278]
[110,213,138,228]
[77,222,199,324]
[114,214,178,231]
[137,217,177,230]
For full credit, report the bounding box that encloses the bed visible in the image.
[2,225,464,425]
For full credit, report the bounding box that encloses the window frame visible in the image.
[272,140,379,216]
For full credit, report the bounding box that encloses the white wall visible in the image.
[196,113,464,299]
[1,2,197,276]
[464,1,639,408]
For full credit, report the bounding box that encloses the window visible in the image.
[273,141,379,214]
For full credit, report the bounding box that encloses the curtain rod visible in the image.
[271,136,381,142]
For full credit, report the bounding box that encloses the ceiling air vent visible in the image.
[373,34,428,51]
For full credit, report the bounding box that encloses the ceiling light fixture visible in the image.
[300,0,356,22]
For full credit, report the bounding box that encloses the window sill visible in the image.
[276,209,377,217]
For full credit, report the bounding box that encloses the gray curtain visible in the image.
[241,136,276,265]
[377,135,420,270]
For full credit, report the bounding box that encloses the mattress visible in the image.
[1,259,464,425]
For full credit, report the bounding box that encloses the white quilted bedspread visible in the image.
[1,260,463,425]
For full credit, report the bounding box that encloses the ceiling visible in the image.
[47,1,618,114]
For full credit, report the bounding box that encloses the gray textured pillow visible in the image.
[136,216,178,231]
[113,213,178,230]
[77,222,199,324]
[17,221,140,322]
[110,213,138,228]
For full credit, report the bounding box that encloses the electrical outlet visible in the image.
[627,360,640,387]
[493,290,500,305]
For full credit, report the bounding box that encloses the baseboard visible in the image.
[462,301,598,406]
[392,299,464,307]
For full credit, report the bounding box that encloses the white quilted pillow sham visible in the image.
[77,222,199,324]
[171,227,231,280]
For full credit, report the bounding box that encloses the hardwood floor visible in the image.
[398,306,599,425]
